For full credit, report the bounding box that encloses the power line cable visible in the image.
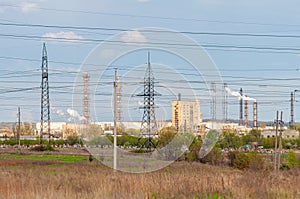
[1,4,300,28]
[3,22,300,39]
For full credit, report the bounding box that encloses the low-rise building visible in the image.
[262,129,299,139]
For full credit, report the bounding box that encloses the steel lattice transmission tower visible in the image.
[83,73,89,125]
[40,43,50,143]
[137,52,160,151]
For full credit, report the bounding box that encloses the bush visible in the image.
[117,135,139,147]
[187,136,202,160]
[227,151,239,167]
[286,150,298,169]
[247,152,265,170]
[233,152,250,169]
[280,163,290,170]
[30,144,55,151]
[200,147,224,165]
[158,130,175,148]
[66,136,82,145]
[232,151,266,170]
[185,152,196,162]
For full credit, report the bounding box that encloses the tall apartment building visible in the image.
[172,99,202,133]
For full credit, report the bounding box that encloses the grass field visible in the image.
[0,153,89,163]
[0,153,299,199]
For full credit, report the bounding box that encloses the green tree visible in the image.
[125,128,140,136]
[158,126,177,147]
[186,136,202,161]
[242,129,262,147]
[219,133,242,150]
[66,135,81,145]
[200,147,223,165]
[261,137,275,149]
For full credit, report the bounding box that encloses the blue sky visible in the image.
[1,0,300,124]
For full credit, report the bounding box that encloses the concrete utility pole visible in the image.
[18,107,21,148]
[291,92,294,126]
[294,90,299,124]
[83,73,89,126]
[113,68,117,171]
[274,111,278,172]
[223,83,228,122]
[278,111,283,170]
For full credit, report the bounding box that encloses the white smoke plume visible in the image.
[51,106,65,117]
[225,87,256,102]
[56,109,65,116]
[67,108,86,121]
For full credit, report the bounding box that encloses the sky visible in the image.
[1,0,300,124]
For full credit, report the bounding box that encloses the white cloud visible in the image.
[137,0,151,2]
[67,108,86,121]
[20,2,38,13]
[42,31,83,42]
[121,30,147,45]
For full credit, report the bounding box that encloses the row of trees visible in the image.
[0,135,82,146]
[4,127,300,151]
[2,126,300,170]
[220,129,300,150]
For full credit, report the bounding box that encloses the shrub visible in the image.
[280,163,290,170]
[200,147,224,165]
[247,152,265,170]
[185,152,196,162]
[233,152,250,169]
[187,136,202,161]
[286,150,298,169]
[158,130,175,148]
[227,151,239,167]
[30,144,55,151]
[232,151,266,170]
[66,136,82,145]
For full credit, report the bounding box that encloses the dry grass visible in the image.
[0,161,299,199]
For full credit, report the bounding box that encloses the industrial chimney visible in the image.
[244,97,249,127]
[290,92,294,126]
[239,88,243,126]
[253,101,258,129]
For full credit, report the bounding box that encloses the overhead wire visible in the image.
[1,14,300,121]
[1,4,300,28]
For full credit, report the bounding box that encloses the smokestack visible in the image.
[291,92,294,126]
[253,101,258,129]
[244,97,249,127]
[239,88,243,126]
[224,83,228,122]
[178,93,181,101]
